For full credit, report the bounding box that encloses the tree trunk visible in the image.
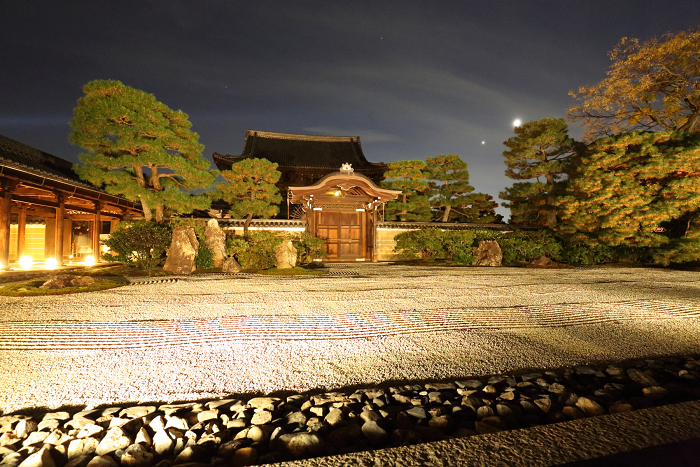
[155,204,164,223]
[139,195,153,222]
[441,205,451,223]
[243,213,253,238]
[545,173,557,229]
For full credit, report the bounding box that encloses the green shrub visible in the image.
[498,230,563,264]
[441,230,476,264]
[195,243,215,269]
[226,230,282,270]
[102,221,172,269]
[393,228,447,261]
[292,232,327,263]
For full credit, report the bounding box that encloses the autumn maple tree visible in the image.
[568,28,700,141]
[381,160,432,222]
[215,158,282,236]
[500,117,578,228]
[69,80,216,222]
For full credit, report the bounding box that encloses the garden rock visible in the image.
[275,239,297,269]
[222,257,242,273]
[163,227,198,275]
[527,256,568,269]
[203,219,227,268]
[40,275,95,289]
[473,240,502,266]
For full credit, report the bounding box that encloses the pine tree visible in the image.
[500,117,578,228]
[216,158,282,236]
[380,160,431,222]
[425,154,476,222]
[69,80,216,222]
[558,130,700,264]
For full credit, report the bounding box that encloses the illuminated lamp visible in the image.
[45,258,58,270]
[84,256,95,266]
[18,256,33,270]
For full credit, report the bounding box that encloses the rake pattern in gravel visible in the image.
[1,299,699,350]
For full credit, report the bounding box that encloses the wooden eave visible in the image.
[0,161,140,217]
[288,172,401,208]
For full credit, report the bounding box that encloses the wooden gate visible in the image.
[317,211,362,260]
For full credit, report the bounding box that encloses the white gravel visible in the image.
[1,264,699,413]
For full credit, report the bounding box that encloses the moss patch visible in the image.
[0,278,128,297]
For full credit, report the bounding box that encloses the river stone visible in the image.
[250,411,272,426]
[405,407,426,419]
[86,456,118,467]
[324,409,344,427]
[575,397,606,416]
[119,407,156,420]
[174,445,206,464]
[95,427,131,456]
[15,420,38,438]
[231,447,257,467]
[1,453,23,467]
[17,447,55,467]
[64,455,92,467]
[67,438,98,459]
[275,239,297,269]
[247,397,279,411]
[222,257,242,273]
[204,219,227,268]
[473,240,502,266]
[628,368,658,387]
[120,443,154,467]
[276,433,323,460]
[163,226,199,275]
[24,431,49,446]
[76,424,102,439]
[361,421,387,446]
[152,430,173,455]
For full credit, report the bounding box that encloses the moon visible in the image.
[481,141,485,145]
[513,119,522,127]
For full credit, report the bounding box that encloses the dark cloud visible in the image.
[1,0,698,218]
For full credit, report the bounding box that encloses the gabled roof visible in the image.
[0,134,82,183]
[213,130,385,170]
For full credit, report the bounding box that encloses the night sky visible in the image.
[1,1,698,219]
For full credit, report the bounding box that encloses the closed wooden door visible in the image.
[317,211,362,260]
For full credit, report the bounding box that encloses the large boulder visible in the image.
[163,227,198,274]
[275,239,297,269]
[473,240,502,266]
[204,219,227,268]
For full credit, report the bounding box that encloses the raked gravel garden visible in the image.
[1,263,700,465]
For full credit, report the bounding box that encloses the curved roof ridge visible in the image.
[247,130,360,142]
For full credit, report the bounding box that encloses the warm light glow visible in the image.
[84,256,95,266]
[45,258,58,270]
[513,119,522,127]
[18,256,33,270]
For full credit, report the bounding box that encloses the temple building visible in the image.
[213,130,389,192]
[214,131,401,261]
[0,135,141,268]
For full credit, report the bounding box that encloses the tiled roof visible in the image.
[214,130,384,170]
[0,134,81,182]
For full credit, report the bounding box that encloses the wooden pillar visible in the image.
[92,201,102,263]
[17,206,27,259]
[55,193,66,266]
[0,185,11,269]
